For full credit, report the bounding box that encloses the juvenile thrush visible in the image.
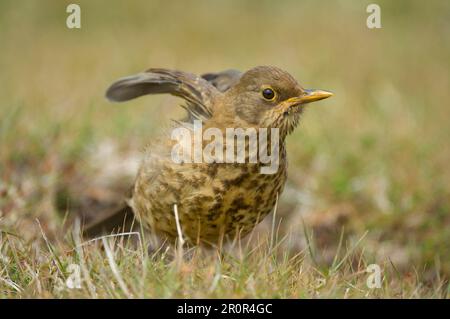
[85,66,332,245]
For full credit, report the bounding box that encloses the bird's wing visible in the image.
[106,68,219,121]
[201,69,242,92]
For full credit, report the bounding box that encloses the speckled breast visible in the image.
[131,150,287,244]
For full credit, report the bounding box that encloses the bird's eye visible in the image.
[262,87,276,101]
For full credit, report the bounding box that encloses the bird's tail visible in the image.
[83,205,138,238]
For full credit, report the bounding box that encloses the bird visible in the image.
[84,66,332,246]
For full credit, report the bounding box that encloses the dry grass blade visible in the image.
[101,237,133,298]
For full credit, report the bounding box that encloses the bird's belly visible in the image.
[132,162,286,243]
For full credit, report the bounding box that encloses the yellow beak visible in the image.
[287,89,333,105]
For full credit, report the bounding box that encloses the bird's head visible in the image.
[222,66,332,137]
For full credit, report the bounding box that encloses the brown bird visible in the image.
[84,66,332,246]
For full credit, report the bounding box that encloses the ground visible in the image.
[0,0,449,298]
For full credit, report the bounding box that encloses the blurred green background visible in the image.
[0,0,449,280]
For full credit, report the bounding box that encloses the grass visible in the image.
[0,0,449,298]
[1,218,446,298]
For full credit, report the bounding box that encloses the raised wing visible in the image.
[106,68,219,121]
[201,69,242,92]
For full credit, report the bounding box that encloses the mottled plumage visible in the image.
[86,66,332,245]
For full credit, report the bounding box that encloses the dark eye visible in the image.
[262,88,276,101]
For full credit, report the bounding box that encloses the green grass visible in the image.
[0,0,449,298]
[1,222,447,298]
